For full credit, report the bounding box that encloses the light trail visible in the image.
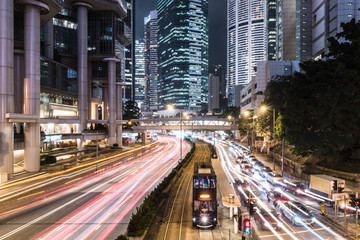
[313,218,345,240]
[247,188,299,240]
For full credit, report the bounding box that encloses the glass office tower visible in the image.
[157,0,209,112]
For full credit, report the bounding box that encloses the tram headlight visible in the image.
[201,216,208,223]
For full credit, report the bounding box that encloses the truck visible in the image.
[309,174,345,199]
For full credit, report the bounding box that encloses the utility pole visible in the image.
[281,140,284,177]
[356,208,358,239]
[272,108,275,170]
[96,130,98,173]
[180,109,182,162]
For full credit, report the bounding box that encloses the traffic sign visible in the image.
[321,203,325,215]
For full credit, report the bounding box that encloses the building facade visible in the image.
[312,0,360,59]
[144,10,158,113]
[134,39,146,109]
[227,0,267,106]
[240,61,300,114]
[276,0,312,61]
[208,74,220,112]
[157,0,209,112]
[0,0,130,182]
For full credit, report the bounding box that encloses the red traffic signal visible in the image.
[355,199,360,209]
[244,218,251,233]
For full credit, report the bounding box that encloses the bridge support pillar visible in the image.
[141,133,145,146]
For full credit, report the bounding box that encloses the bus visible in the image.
[192,162,217,228]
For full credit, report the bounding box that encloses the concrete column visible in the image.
[116,83,123,147]
[23,1,49,172]
[14,53,24,113]
[0,0,14,182]
[74,2,92,133]
[43,19,53,59]
[103,87,108,120]
[104,58,119,146]
[141,133,145,146]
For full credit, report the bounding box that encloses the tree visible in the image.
[256,110,272,138]
[266,19,360,161]
[123,100,141,120]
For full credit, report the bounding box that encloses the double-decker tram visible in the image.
[192,162,217,228]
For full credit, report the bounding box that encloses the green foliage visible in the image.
[123,100,141,120]
[42,155,56,165]
[256,110,272,138]
[115,235,128,240]
[219,106,240,120]
[265,19,360,162]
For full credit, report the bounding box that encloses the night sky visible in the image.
[135,0,227,68]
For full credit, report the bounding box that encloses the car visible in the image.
[266,189,290,207]
[259,167,273,178]
[250,158,258,165]
[254,208,281,231]
[254,162,265,171]
[282,179,306,195]
[237,155,244,160]
[279,202,315,226]
[267,173,284,186]
[246,154,256,160]
[242,164,254,175]
[240,160,248,168]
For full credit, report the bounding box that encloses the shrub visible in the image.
[115,235,128,240]
[44,155,56,165]
[113,143,119,148]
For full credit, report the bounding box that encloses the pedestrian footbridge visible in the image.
[129,117,238,131]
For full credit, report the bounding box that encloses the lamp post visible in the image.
[168,105,183,162]
[243,110,251,148]
[260,105,276,170]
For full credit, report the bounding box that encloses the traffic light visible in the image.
[355,199,360,209]
[244,218,251,234]
[332,180,338,191]
[249,202,255,215]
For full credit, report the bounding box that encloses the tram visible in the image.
[192,162,217,228]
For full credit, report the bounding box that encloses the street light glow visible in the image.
[167,104,174,111]
[260,105,268,112]
[243,111,250,117]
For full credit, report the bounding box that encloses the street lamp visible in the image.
[260,105,276,170]
[260,105,285,176]
[242,110,251,148]
[167,104,183,162]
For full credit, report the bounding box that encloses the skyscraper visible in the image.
[312,0,360,59]
[135,39,146,109]
[157,0,209,112]
[144,10,158,112]
[227,0,266,106]
[276,0,312,61]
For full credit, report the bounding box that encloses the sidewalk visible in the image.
[211,157,240,208]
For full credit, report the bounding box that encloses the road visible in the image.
[0,135,190,240]
[216,142,347,240]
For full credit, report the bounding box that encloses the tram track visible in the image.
[161,141,211,240]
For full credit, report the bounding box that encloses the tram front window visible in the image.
[194,200,215,212]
